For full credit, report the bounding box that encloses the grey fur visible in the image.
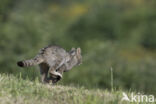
[17,45,82,84]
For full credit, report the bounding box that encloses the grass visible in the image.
[0,74,155,104]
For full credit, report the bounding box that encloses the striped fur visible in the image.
[17,55,44,67]
[17,45,82,84]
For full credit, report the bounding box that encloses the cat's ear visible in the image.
[70,47,76,56]
[77,48,81,54]
[71,47,76,51]
[71,50,76,56]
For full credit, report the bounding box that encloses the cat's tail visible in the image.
[17,55,44,67]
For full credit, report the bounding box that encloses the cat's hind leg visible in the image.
[39,63,49,83]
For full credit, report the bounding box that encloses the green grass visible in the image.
[0,74,154,104]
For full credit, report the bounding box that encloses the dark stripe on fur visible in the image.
[17,61,24,67]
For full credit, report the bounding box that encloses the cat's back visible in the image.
[39,45,69,65]
[39,45,67,56]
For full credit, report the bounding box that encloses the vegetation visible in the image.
[0,74,148,104]
[0,0,156,102]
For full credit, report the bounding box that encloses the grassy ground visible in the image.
[0,74,154,104]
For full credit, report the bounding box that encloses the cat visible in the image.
[17,45,82,84]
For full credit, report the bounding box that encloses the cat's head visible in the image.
[69,47,82,66]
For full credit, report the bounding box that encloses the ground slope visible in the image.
[0,74,150,104]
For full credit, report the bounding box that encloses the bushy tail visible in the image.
[17,56,44,67]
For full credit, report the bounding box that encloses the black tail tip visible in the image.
[17,61,24,67]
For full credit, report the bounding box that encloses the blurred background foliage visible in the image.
[0,0,156,95]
